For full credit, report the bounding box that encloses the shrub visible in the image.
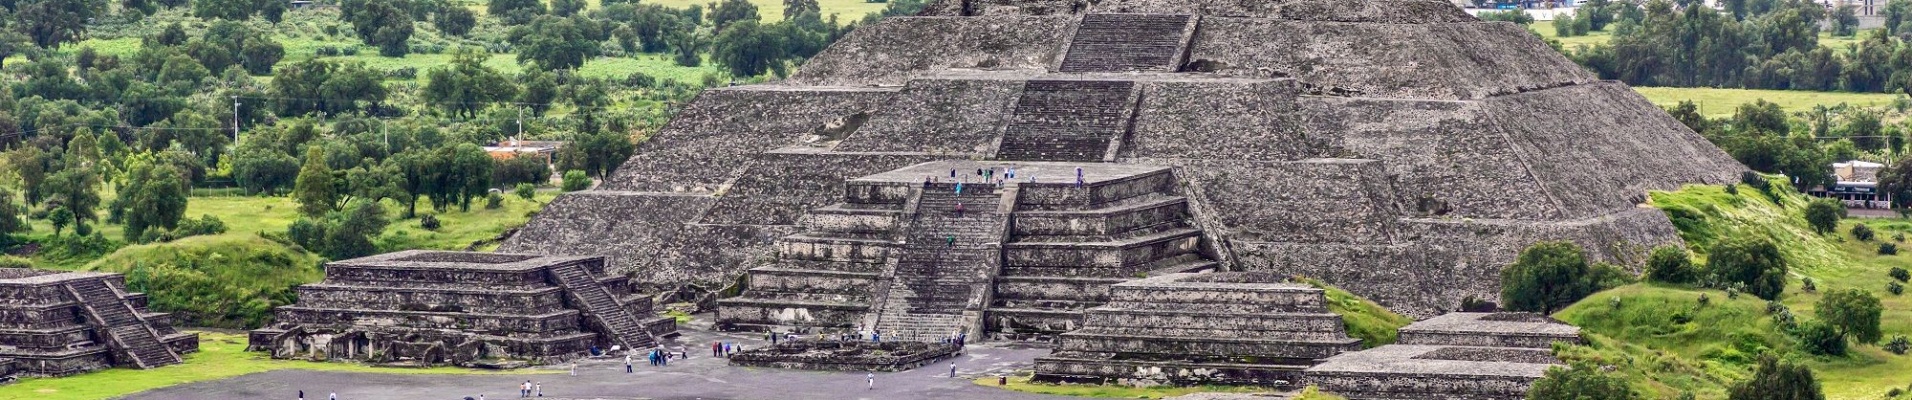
[1500,242,1604,314]
[1886,336,1910,355]
[1805,198,1844,234]
[1794,321,1847,356]
[515,183,537,201]
[1891,282,1905,296]
[174,214,228,237]
[485,192,505,210]
[1854,223,1876,241]
[1883,243,1899,255]
[1646,245,1699,284]
[1527,363,1636,400]
[1741,171,1771,191]
[0,255,31,268]
[1897,232,1906,242]
[1727,353,1825,400]
[562,170,592,192]
[420,214,441,230]
[1803,277,1818,292]
[1893,267,1910,282]
[1460,295,1498,312]
[1817,288,1884,345]
[1725,183,1739,195]
[316,46,340,56]
[1478,10,1535,24]
[341,46,360,56]
[1707,236,1788,300]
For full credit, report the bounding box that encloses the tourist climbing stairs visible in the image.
[872,183,1006,342]
[549,263,657,350]
[1058,13,1196,72]
[995,80,1137,162]
[63,279,179,369]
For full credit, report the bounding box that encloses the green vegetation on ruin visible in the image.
[1545,178,1912,399]
[1301,278,1412,349]
[971,375,1270,399]
[0,332,546,400]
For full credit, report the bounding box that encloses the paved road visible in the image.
[122,326,1083,400]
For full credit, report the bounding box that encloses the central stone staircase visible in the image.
[994,80,1137,162]
[871,183,1007,342]
[1057,14,1197,73]
[64,279,180,368]
[549,263,657,349]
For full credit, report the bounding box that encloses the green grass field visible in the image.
[0,332,547,400]
[1633,87,1901,117]
[1523,21,1873,54]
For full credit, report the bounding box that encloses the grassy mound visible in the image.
[78,233,322,329]
[1648,176,1846,274]
[1300,278,1413,348]
[1555,284,1783,398]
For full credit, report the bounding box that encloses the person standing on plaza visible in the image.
[867,372,876,390]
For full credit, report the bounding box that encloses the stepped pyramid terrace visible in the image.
[500,0,1743,346]
[0,268,197,378]
[1305,313,1582,399]
[247,251,676,367]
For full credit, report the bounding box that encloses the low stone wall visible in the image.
[786,17,1074,86]
[1121,79,1317,161]
[1017,171,1177,210]
[837,78,1023,156]
[1034,355,1307,386]
[727,341,961,372]
[1013,197,1188,237]
[272,307,582,334]
[715,298,869,331]
[1089,0,1474,23]
[293,285,568,315]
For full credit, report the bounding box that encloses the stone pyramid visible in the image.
[500,0,1743,327]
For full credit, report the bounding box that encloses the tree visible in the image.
[1646,245,1699,285]
[1500,241,1600,314]
[782,0,817,20]
[487,0,544,25]
[508,15,606,71]
[112,154,189,242]
[1527,363,1637,400]
[550,0,583,16]
[13,0,106,48]
[272,59,390,116]
[493,153,551,187]
[1890,0,1912,34]
[41,165,101,235]
[1708,236,1789,300]
[710,0,758,31]
[422,48,519,119]
[1831,5,1860,37]
[232,146,300,195]
[289,201,390,259]
[1816,288,1884,345]
[434,6,476,36]
[1795,320,1848,356]
[0,188,27,244]
[347,0,415,57]
[711,20,787,78]
[294,146,338,218]
[574,131,635,178]
[1727,354,1824,400]
[1804,198,1843,234]
[192,0,254,20]
[518,70,558,116]
[442,143,493,212]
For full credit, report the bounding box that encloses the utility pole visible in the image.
[231,96,240,145]
[517,107,524,140]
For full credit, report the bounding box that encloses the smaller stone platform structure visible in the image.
[0,268,197,377]
[1033,272,1360,386]
[248,251,676,367]
[727,340,960,371]
[1306,313,1580,400]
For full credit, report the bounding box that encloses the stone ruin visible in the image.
[1305,313,1581,399]
[247,251,676,367]
[0,268,197,378]
[1033,272,1361,386]
[728,340,962,371]
[498,0,1745,341]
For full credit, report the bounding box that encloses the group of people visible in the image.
[710,341,745,357]
[920,165,1089,188]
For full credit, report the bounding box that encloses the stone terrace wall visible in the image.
[835,79,1022,155]
[1092,0,1474,23]
[500,192,795,288]
[1483,82,1742,218]
[700,152,939,225]
[1302,97,1558,220]
[600,87,896,192]
[1120,79,1322,161]
[785,16,1075,86]
[1176,159,1400,244]
[1187,20,1594,100]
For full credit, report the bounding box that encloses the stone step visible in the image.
[1058,14,1195,73]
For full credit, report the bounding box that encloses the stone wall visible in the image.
[836,79,1022,155]
[600,87,897,192]
[785,17,1075,86]
[1090,0,1475,22]
[700,152,939,226]
[1187,20,1593,100]
[1121,79,1319,161]
[1302,97,1557,220]
[1176,159,1400,244]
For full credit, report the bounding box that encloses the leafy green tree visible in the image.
[1527,363,1637,400]
[294,146,338,218]
[289,202,390,260]
[192,0,254,20]
[1794,320,1848,356]
[518,70,559,116]
[550,0,583,16]
[434,6,475,36]
[782,0,817,19]
[1816,288,1884,345]
[1708,236,1789,300]
[1646,245,1699,285]
[1727,354,1824,400]
[1889,0,1912,34]
[487,0,544,24]
[508,15,605,71]
[12,0,106,48]
[41,165,101,235]
[272,59,390,116]
[342,162,407,208]
[1804,198,1843,234]
[347,0,415,57]
[232,145,300,195]
[562,169,590,191]
[1500,241,1600,314]
[0,188,27,243]
[154,22,189,47]
[712,20,787,78]
[709,0,758,31]
[422,48,519,119]
[112,154,189,242]
[5,147,50,205]
[574,131,635,178]
[441,143,493,212]
[1831,5,1860,37]
[494,153,551,187]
